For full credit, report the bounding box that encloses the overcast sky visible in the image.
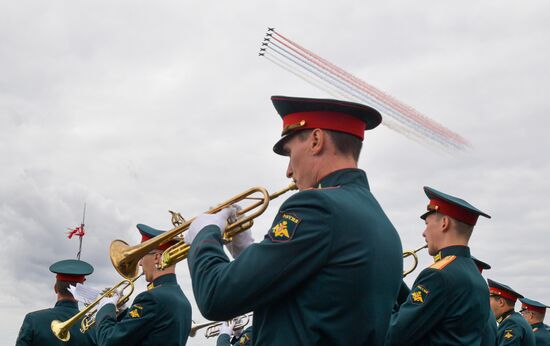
[1,1,549,345]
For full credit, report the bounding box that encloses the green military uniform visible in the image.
[472,256,498,346]
[189,168,403,345]
[530,322,550,346]
[386,186,492,345]
[483,314,499,346]
[386,246,491,345]
[217,326,253,346]
[496,309,535,346]
[16,259,95,346]
[489,279,535,346]
[519,297,550,346]
[396,281,410,307]
[95,273,191,345]
[16,300,96,346]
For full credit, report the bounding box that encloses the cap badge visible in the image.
[282,120,306,135]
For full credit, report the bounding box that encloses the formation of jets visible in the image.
[258,27,275,56]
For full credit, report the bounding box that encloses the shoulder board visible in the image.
[429,255,457,270]
[147,283,163,290]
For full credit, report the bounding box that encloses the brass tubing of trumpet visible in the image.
[189,320,220,337]
[51,274,141,342]
[204,324,222,338]
[205,313,252,338]
[79,273,143,333]
[402,244,428,278]
[111,185,290,279]
[190,313,253,338]
[159,183,297,270]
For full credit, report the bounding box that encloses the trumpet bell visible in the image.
[51,319,70,342]
[110,240,140,280]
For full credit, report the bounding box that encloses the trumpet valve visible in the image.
[224,220,254,241]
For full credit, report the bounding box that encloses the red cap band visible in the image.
[282,111,367,139]
[56,274,86,283]
[428,198,479,225]
[141,235,176,251]
[490,287,518,302]
[522,303,547,314]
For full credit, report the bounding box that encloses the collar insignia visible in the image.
[433,251,442,262]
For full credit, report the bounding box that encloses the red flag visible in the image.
[67,225,85,239]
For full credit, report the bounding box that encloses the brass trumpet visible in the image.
[110,183,297,279]
[190,313,253,338]
[51,274,141,342]
[402,244,428,277]
[80,273,143,333]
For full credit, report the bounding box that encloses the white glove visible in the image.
[96,290,120,312]
[68,283,101,305]
[227,204,243,224]
[226,229,254,258]
[185,207,236,245]
[219,320,235,336]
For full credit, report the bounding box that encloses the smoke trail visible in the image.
[259,29,469,152]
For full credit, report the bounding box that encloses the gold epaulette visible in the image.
[430,255,456,270]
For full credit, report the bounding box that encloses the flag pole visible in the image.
[77,203,86,260]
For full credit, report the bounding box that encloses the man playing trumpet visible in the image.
[185,96,404,345]
[94,224,192,345]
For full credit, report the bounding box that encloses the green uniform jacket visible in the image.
[396,281,410,306]
[216,326,253,346]
[386,246,491,345]
[481,313,498,346]
[189,168,403,345]
[496,310,535,346]
[532,322,550,346]
[95,273,192,346]
[16,300,95,346]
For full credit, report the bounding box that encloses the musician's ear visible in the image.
[310,129,325,155]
